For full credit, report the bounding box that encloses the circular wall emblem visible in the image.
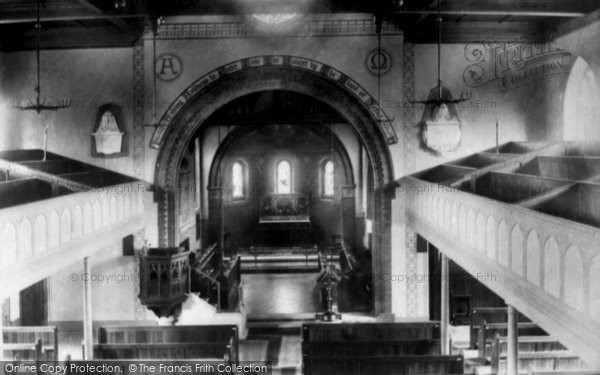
[366,48,392,76]
[156,54,182,81]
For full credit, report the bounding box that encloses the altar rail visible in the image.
[0,181,148,299]
[399,175,600,369]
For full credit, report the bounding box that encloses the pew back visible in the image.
[495,351,585,374]
[489,335,584,374]
[490,335,565,360]
[470,307,531,348]
[2,326,58,361]
[96,325,238,362]
[303,355,464,375]
[478,322,547,358]
[302,323,459,375]
[302,322,441,342]
[2,340,42,361]
[94,343,230,360]
[303,339,442,357]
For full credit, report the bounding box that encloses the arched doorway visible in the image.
[563,56,600,141]
[153,56,396,314]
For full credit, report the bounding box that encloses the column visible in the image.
[341,185,356,248]
[507,304,519,375]
[207,187,223,247]
[440,254,450,355]
[0,298,4,361]
[82,257,93,359]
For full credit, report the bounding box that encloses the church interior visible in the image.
[1,0,600,374]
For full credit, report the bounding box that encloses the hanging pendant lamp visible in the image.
[16,0,71,113]
[410,0,470,155]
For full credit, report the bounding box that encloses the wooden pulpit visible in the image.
[138,247,191,317]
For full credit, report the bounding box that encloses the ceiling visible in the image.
[0,0,599,51]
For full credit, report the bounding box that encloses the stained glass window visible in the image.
[323,160,334,197]
[232,162,244,198]
[276,160,291,194]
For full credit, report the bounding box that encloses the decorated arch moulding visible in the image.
[150,55,397,149]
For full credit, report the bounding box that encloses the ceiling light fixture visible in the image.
[410,0,470,155]
[16,0,71,114]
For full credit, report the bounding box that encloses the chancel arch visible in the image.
[154,59,395,313]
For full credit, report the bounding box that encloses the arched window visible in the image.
[323,160,334,197]
[276,160,292,194]
[232,161,245,199]
[564,57,600,141]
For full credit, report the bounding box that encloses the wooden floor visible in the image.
[240,329,302,375]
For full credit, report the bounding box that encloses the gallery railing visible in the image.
[399,175,600,369]
[0,182,149,299]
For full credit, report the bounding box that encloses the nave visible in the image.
[1,1,600,373]
[2,142,600,374]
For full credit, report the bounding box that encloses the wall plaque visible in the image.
[92,104,128,157]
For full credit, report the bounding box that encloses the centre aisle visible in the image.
[242,273,321,315]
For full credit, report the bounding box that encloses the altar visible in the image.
[258,194,312,246]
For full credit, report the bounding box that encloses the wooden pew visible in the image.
[94,325,238,362]
[303,355,464,375]
[489,334,587,374]
[303,339,442,357]
[302,323,464,375]
[2,340,42,361]
[477,321,547,359]
[303,322,441,342]
[527,371,600,375]
[489,335,565,361]
[94,342,232,360]
[470,307,532,349]
[2,326,59,361]
[494,351,585,374]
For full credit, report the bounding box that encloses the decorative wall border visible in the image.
[149,55,398,149]
[156,19,402,40]
[132,43,148,320]
[403,42,419,317]
[132,44,145,179]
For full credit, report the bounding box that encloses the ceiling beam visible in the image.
[0,9,584,27]
[405,21,535,43]
[390,10,586,18]
[0,26,138,51]
[546,7,600,39]
[413,0,439,26]
[0,12,146,25]
[75,0,139,35]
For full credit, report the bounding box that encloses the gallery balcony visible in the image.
[398,141,600,369]
[0,150,151,300]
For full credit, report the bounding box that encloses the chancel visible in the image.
[1,1,600,374]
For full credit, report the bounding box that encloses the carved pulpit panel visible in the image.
[138,247,190,318]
